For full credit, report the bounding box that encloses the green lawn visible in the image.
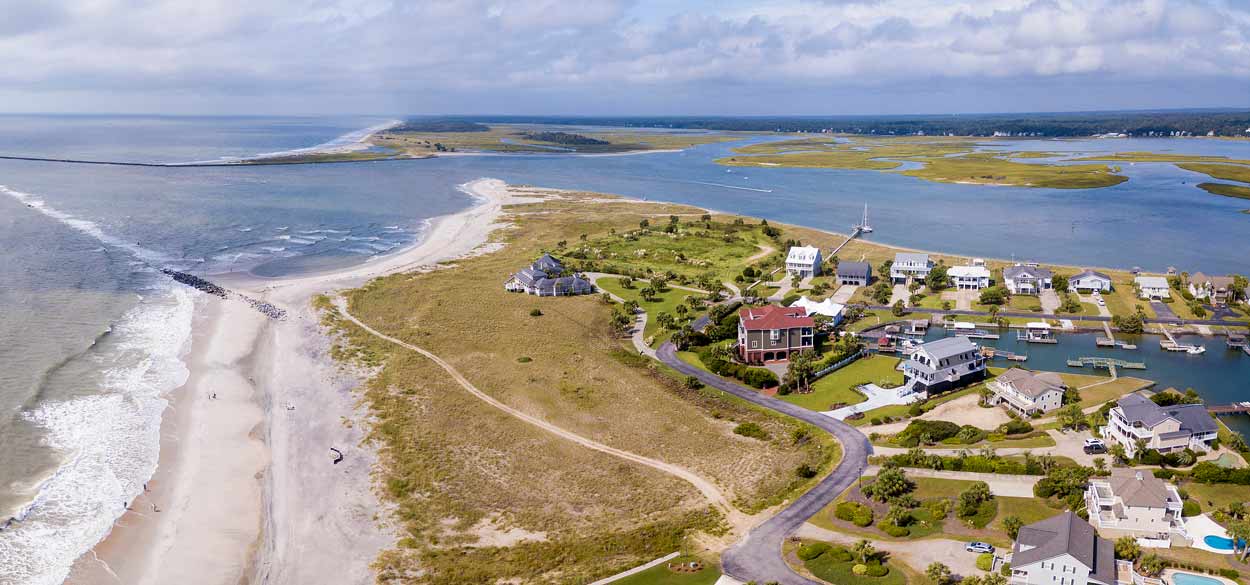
[611,555,720,585]
[1007,295,1044,312]
[844,310,905,332]
[582,223,771,283]
[597,277,698,342]
[780,355,901,412]
[801,542,908,585]
[1070,376,1154,408]
[1103,285,1156,319]
[1180,481,1250,513]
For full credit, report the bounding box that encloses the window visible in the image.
[769,329,780,342]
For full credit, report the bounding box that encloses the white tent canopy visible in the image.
[789,295,845,323]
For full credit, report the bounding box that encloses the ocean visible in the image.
[0,116,1248,585]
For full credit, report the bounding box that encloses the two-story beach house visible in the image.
[1189,273,1236,306]
[1103,393,1218,458]
[948,265,992,290]
[1086,469,1189,546]
[1134,276,1171,300]
[1069,270,1113,293]
[504,254,595,296]
[986,368,1066,416]
[1009,512,1115,585]
[836,261,872,286]
[736,305,814,364]
[785,245,823,278]
[1004,264,1053,295]
[890,252,933,284]
[902,337,986,396]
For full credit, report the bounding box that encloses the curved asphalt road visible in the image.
[657,342,871,585]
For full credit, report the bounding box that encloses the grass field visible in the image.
[779,355,901,412]
[1070,376,1154,408]
[371,124,742,155]
[575,221,774,284]
[900,152,1127,189]
[1177,163,1250,184]
[328,191,837,584]
[1198,182,1250,200]
[596,277,697,342]
[610,555,721,585]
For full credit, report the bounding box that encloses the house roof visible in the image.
[948,265,991,278]
[1073,269,1111,281]
[786,246,821,264]
[1108,469,1172,508]
[1004,264,1053,280]
[533,253,563,272]
[1135,275,1169,289]
[837,261,871,278]
[1115,393,1217,435]
[739,305,814,330]
[1011,512,1115,585]
[1192,273,1236,289]
[918,336,977,361]
[789,296,845,318]
[894,252,929,265]
[994,368,1065,399]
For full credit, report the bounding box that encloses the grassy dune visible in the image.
[901,153,1127,188]
[371,125,741,155]
[1197,182,1250,200]
[1177,162,1250,184]
[324,192,836,584]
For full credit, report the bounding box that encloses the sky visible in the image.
[0,0,1246,116]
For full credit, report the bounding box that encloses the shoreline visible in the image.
[65,178,532,585]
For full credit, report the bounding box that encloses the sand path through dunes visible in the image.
[332,299,743,526]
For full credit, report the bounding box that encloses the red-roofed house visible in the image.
[736,305,815,364]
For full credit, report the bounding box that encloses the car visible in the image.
[966,542,994,554]
[1084,438,1107,454]
[1084,438,1105,447]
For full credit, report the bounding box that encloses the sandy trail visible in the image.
[332,299,742,525]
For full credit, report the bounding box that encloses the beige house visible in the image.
[1103,393,1218,458]
[986,368,1066,416]
[1085,469,1188,547]
[1009,512,1115,585]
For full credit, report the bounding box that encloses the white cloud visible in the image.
[0,0,1244,114]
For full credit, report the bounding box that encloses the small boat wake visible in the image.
[684,180,774,193]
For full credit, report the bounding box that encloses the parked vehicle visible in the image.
[1083,438,1107,454]
[966,542,994,554]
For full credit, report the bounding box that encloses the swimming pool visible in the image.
[1202,534,1244,551]
[1171,571,1223,585]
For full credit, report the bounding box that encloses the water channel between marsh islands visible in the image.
[901,328,1250,436]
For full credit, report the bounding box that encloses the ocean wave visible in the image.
[261,246,287,253]
[0,285,194,585]
[1,186,172,268]
[344,235,380,241]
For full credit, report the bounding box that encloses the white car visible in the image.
[966,542,994,554]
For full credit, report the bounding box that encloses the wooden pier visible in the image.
[1209,402,1250,416]
[1066,356,1146,377]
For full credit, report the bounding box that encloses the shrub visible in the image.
[998,419,1034,435]
[516,356,532,363]
[529,308,543,316]
[835,501,874,527]
[864,563,889,577]
[797,542,831,561]
[880,521,910,537]
[896,419,961,447]
[1000,563,1012,576]
[926,498,951,520]
[733,422,769,440]
[954,425,988,444]
[795,464,819,479]
[852,564,868,576]
[1182,500,1201,517]
[976,553,994,571]
[1219,569,1240,580]
[827,546,854,562]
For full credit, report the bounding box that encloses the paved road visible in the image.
[657,343,872,585]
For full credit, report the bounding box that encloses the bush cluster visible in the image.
[834,501,874,527]
[733,422,769,440]
[695,345,779,388]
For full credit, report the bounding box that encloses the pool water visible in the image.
[1172,571,1224,585]
[1202,535,1244,550]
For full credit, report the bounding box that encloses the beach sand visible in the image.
[65,178,532,585]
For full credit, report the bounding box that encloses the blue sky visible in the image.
[0,0,1245,116]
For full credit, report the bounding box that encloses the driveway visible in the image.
[890,283,910,307]
[825,384,921,420]
[795,523,984,579]
[1151,301,1177,319]
[942,290,978,311]
[830,285,857,305]
[656,343,872,585]
[1039,289,1061,314]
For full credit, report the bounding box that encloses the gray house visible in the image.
[1069,270,1113,293]
[836,261,872,286]
[1004,264,1054,295]
[504,254,595,297]
[1010,512,1115,585]
[902,337,987,396]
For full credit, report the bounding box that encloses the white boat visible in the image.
[855,203,874,233]
[1187,345,1206,355]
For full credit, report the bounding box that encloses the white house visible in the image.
[889,252,933,284]
[1009,512,1115,585]
[1134,276,1171,300]
[1004,264,1053,295]
[1086,469,1188,546]
[986,368,1066,416]
[1189,273,1236,306]
[788,296,844,326]
[901,337,986,396]
[785,246,823,278]
[1069,270,1113,293]
[947,265,992,290]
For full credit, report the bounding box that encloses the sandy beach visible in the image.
[64,178,531,585]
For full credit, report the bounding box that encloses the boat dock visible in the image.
[981,346,1027,362]
[1018,322,1057,344]
[947,321,1000,339]
[1066,356,1146,377]
[1094,321,1137,349]
[1157,326,1205,354]
[1209,402,1250,416]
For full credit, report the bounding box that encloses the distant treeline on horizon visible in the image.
[405,110,1250,138]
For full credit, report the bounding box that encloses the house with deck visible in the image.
[1189,273,1236,306]
[1009,512,1115,585]
[504,254,595,296]
[889,252,933,284]
[1004,264,1053,295]
[736,305,815,364]
[1103,393,1217,458]
[1069,270,1113,293]
[948,265,992,290]
[785,245,823,278]
[902,337,986,397]
[986,368,1066,416]
[1086,469,1189,546]
[1134,276,1171,300]
[836,261,872,286]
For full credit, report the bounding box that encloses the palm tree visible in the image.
[852,539,876,564]
[1228,521,1250,561]
[926,562,952,585]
